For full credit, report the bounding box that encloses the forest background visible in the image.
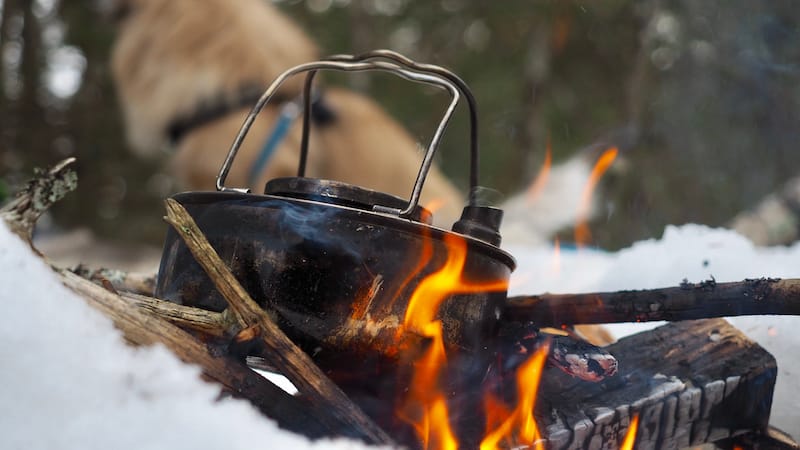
[1,0,799,250]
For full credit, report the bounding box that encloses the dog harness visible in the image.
[247,100,301,186]
[166,84,337,187]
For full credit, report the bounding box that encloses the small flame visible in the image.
[482,392,512,445]
[526,138,553,203]
[425,198,447,215]
[480,339,551,450]
[620,413,640,450]
[400,233,509,449]
[551,238,561,275]
[575,147,618,247]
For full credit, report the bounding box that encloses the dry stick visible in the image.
[162,198,395,446]
[505,277,800,327]
[73,265,157,296]
[119,291,233,337]
[0,157,77,243]
[58,270,334,439]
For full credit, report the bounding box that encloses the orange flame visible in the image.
[399,233,509,449]
[480,339,551,450]
[526,138,553,203]
[551,238,561,275]
[620,413,640,450]
[575,147,618,247]
[424,198,447,215]
[482,392,512,444]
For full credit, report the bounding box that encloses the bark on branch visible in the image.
[505,277,800,327]
[58,269,335,439]
[0,157,77,243]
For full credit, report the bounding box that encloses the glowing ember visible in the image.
[575,147,618,247]
[620,413,640,450]
[399,232,508,449]
[480,339,551,450]
[526,138,553,203]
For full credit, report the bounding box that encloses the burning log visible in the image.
[717,427,800,450]
[534,319,777,450]
[505,277,800,327]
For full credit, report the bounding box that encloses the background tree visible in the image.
[2,0,800,249]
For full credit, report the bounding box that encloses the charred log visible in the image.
[506,277,800,327]
[534,319,777,450]
[717,426,800,450]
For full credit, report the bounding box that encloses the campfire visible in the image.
[6,50,799,449]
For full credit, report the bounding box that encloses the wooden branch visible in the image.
[58,269,335,439]
[505,277,800,327]
[0,157,77,243]
[119,291,232,337]
[68,266,228,336]
[162,198,395,446]
[72,265,156,296]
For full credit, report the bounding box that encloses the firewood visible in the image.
[162,198,395,446]
[716,426,800,450]
[505,277,800,327]
[72,265,156,296]
[119,291,234,337]
[58,269,336,439]
[533,319,777,450]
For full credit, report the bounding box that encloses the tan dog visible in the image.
[110,0,613,347]
[110,0,463,225]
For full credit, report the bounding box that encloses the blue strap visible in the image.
[248,102,300,186]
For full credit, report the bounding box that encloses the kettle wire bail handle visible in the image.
[217,58,461,220]
[319,50,482,207]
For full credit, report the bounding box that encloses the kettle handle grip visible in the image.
[216,56,461,219]
[298,50,482,208]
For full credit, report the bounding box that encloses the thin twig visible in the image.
[120,291,233,337]
[72,265,157,296]
[1,157,77,243]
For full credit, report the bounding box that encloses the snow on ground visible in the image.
[2,218,799,447]
[505,224,800,437]
[0,222,376,450]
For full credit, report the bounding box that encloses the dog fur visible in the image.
[111,0,463,224]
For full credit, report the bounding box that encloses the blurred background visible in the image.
[2,0,800,251]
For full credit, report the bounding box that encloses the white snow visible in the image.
[505,223,800,437]
[0,222,376,450]
[2,217,799,447]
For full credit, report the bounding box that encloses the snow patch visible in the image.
[506,224,800,436]
[0,222,376,450]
